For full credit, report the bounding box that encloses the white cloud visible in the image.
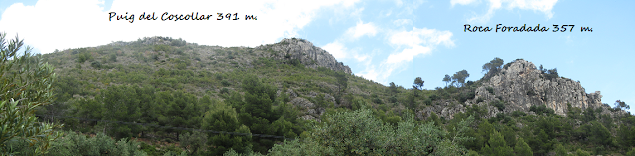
[389,27,454,48]
[353,27,454,85]
[451,0,479,6]
[386,45,431,64]
[0,0,361,54]
[394,0,403,7]
[353,53,369,62]
[345,21,378,40]
[461,0,558,24]
[361,27,453,84]
[392,19,412,26]
[322,41,348,59]
[507,0,557,19]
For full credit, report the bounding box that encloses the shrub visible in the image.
[491,100,505,111]
[221,80,231,86]
[486,87,495,94]
[424,98,433,106]
[90,61,101,69]
[372,98,383,104]
[511,111,526,117]
[109,54,117,62]
[429,94,439,101]
[220,88,229,94]
[529,105,555,115]
[476,97,485,103]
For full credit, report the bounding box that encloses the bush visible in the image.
[109,54,117,62]
[458,92,476,103]
[90,61,101,69]
[372,98,384,104]
[491,100,505,111]
[476,97,485,103]
[424,98,433,106]
[511,111,526,117]
[220,88,230,94]
[529,105,555,115]
[486,87,495,94]
[429,94,439,101]
[389,96,398,103]
[221,80,231,86]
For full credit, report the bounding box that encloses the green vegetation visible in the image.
[3,35,633,155]
[0,33,62,155]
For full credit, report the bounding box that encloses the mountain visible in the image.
[23,37,633,155]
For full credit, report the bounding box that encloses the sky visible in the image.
[0,0,633,112]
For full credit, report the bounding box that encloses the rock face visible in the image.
[290,97,325,120]
[469,59,603,116]
[258,38,352,74]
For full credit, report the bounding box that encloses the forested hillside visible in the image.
[3,35,635,155]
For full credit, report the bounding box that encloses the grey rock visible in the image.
[286,89,297,98]
[308,91,318,98]
[472,59,603,117]
[299,115,321,122]
[291,97,315,109]
[258,38,352,74]
[324,93,338,107]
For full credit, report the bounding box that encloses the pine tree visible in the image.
[488,131,513,156]
[514,138,533,156]
[553,143,566,156]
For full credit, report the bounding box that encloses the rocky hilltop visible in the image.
[257,38,352,74]
[417,59,611,120]
[471,59,604,116]
[466,59,602,116]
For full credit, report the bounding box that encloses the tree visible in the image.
[514,138,533,156]
[553,143,566,156]
[0,32,62,154]
[451,70,470,87]
[614,100,630,111]
[443,74,451,87]
[482,57,504,74]
[201,101,252,155]
[335,71,348,96]
[413,77,424,90]
[389,82,398,96]
[487,131,513,156]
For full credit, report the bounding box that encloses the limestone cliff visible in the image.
[257,38,352,74]
[469,59,604,117]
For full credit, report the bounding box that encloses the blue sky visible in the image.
[0,0,633,112]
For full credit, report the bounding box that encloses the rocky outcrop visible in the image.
[416,99,466,120]
[258,38,352,74]
[469,59,604,117]
[290,97,325,121]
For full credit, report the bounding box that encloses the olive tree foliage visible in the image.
[0,32,62,154]
[266,107,475,155]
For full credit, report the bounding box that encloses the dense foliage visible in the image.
[0,33,62,155]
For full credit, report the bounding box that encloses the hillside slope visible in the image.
[30,37,634,155]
